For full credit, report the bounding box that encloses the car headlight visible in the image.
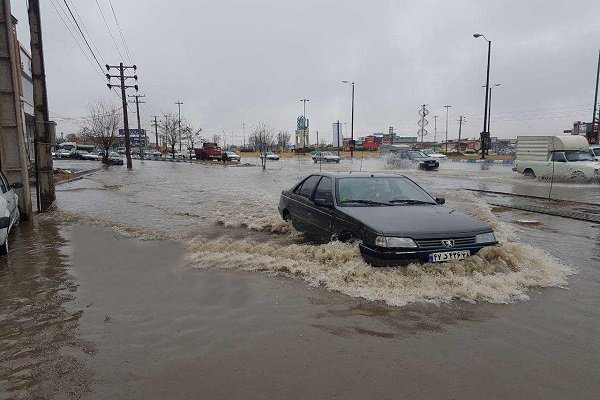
[475,232,496,244]
[375,236,417,248]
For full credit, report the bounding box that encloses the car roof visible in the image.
[311,172,408,179]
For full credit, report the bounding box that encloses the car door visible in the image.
[310,176,334,241]
[288,175,321,233]
[0,172,16,223]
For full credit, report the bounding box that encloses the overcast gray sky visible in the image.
[11,0,600,144]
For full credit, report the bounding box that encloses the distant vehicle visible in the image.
[389,150,439,170]
[513,135,600,179]
[464,149,477,155]
[54,149,72,158]
[67,150,88,160]
[261,151,280,160]
[195,142,223,161]
[82,150,103,161]
[590,146,600,161]
[312,151,341,163]
[0,171,23,255]
[117,147,126,155]
[225,151,241,162]
[422,150,447,159]
[107,152,123,165]
[278,173,498,266]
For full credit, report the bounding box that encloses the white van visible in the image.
[513,135,600,179]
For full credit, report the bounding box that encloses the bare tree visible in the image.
[249,123,276,170]
[182,122,202,159]
[80,101,122,165]
[277,130,291,153]
[161,112,179,159]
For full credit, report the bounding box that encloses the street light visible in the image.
[473,33,491,159]
[342,81,355,157]
[482,83,501,137]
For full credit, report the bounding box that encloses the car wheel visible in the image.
[14,208,20,227]
[571,171,585,180]
[337,231,359,244]
[0,236,8,255]
[282,210,291,221]
[313,159,317,163]
[523,169,536,178]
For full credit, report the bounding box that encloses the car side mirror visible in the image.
[11,182,23,189]
[435,197,445,205]
[314,198,333,208]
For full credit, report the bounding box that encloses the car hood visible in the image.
[340,205,492,238]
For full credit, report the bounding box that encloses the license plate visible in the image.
[428,250,471,263]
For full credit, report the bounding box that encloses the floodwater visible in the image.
[2,156,600,399]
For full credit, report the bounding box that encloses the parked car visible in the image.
[54,149,72,158]
[312,151,341,163]
[589,145,600,161]
[261,151,280,160]
[67,150,88,160]
[514,135,600,179]
[0,171,22,255]
[278,172,497,266]
[225,151,241,162]
[389,150,439,170]
[82,150,103,161]
[107,152,124,165]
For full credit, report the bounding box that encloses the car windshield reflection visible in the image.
[337,177,436,206]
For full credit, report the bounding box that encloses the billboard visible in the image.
[119,128,146,137]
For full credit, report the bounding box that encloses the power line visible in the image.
[95,0,125,61]
[62,0,104,73]
[107,0,133,63]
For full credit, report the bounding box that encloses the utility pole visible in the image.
[128,94,146,159]
[591,50,600,144]
[433,115,439,147]
[316,130,319,150]
[175,101,183,152]
[337,120,341,156]
[106,63,138,169]
[242,123,246,147]
[152,116,160,151]
[443,105,451,154]
[342,81,355,157]
[458,116,466,151]
[163,114,170,156]
[27,0,53,213]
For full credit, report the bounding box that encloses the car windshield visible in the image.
[336,177,436,206]
[321,152,332,156]
[407,151,427,158]
[565,150,594,161]
[591,148,600,156]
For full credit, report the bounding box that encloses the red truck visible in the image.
[195,142,222,161]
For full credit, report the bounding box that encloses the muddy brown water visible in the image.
[2,158,599,399]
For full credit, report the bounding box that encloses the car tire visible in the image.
[337,231,359,244]
[571,171,585,180]
[0,236,8,255]
[523,169,536,178]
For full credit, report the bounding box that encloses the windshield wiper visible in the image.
[342,199,392,206]
[388,199,435,205]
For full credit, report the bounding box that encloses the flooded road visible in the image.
[1,157,599,399]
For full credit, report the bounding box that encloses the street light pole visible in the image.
[486,83,501,137]
[474,33,491,159]
[343,81,355,157]
[443,105,451,154]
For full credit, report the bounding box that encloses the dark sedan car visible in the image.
[278,173,497,266]
[389,150,439,170]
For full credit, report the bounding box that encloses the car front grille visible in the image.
[415,236,476,249]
